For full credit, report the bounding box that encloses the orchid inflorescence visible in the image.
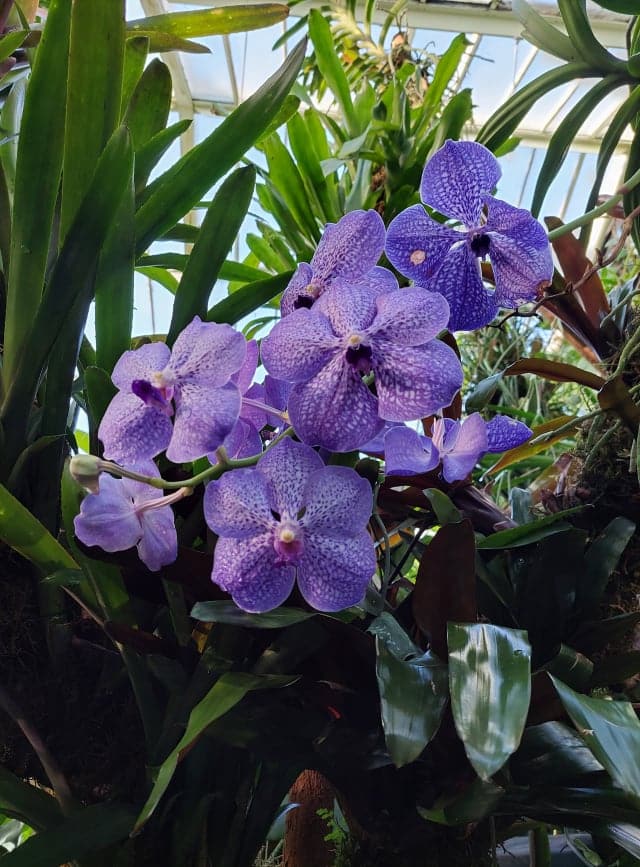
[72,140,547,613]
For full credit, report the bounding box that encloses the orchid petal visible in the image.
[212,533,295,612]
[138,507,178,571]
[74,475,141,553]
[311,210,385,284]
[427,243,499,332]
[280,263,314,317]
[261,308,339,382]
[369,287,450,345]
[167,317,246,387]
[204,467,273,538]
[385,204,460,284]
[302,466,373,534]
[314,284,378,336]
[485,416,532,452]
[441,413,488,482]
[168,381,241,463]
[384,426,439,475]
[99,391,172,463]
[297,530,375,612]
[257,438,323,519]
[111,342,171,391]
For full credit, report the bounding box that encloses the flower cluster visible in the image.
[72,140,552,613]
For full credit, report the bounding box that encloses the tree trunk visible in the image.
[284,769,335,867]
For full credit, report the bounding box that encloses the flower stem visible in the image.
[547,165,640,240]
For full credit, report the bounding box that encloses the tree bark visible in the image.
[284,769,335,867]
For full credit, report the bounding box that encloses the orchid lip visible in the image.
[131,379,174,416]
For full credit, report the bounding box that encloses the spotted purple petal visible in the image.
[233,339,259,394]
[168,381,241,463]
[257,437,323,519]
[212,533,295,612]
[420,140,501,227]
[288,354,383,452]
[314,284,378,336]
[374,339,463,421]
[204,466,273,539]
[302,466,372,534]
[99,391,173,463]
[440,413,488,482]
[297,530,376,611]
[111,342,171,391]
[369,287,450,345]
[138,507,178,572]
[281,263,315,317]
[385,204,461,284]
[485,416,532,452]
[166,316,246,387]
[74,474,142,553]
[261,309,339,382]
[332,266,398,296]
[311,210,386,284]
[384,426,439,476]
[428,243,499,332]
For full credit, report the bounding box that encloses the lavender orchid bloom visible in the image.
[209,341,265,464]
[74,462,178,572]
[385,140,553,332]
[281,210,398,316]
[99,317,246,465]
[204,438,376,613]
[384,413,531,481]
[261,284,463,452]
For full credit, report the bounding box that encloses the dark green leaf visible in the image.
[120,35,149,116]
[124,58,171,151]
[423,488,462,524]
[577,517,635,616]
[308,10,358,136]
[206,270,292,324]
[2,803,134,866]
[368,611,421,659]
[127,31,208,54]
[512,0,577,62]
[418,778,505,826]
[167,165,256,343]
[544,644,593,692]
[0,76,26,200]
[134,118,192,195]
[0,31,27,64]
[477,508,583,549]
[42,568,85,587]
[552,675,640,797]
[448,623,531,779]
[465,372,503,412]
[84,367,117,428]
[591,652,640,688]
[0,766,61,831]
[135,39,306,255]
[191,601,315,628]
[3,0,71,384]
[512,721,604,787]
[255,94,301,143]
[375,638,448,767]
[133,672,296,832]
[557,0,626,72]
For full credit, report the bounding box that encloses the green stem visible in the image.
[613,321,640,376]
[529,408,604,445]
[547,164,640,240]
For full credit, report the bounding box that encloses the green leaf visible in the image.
[0,76,26,201]
[83,367,117,428]
[255,93,301,143]
[135,38,306,255]
[423,488,462,525]
[124,58,171,151]
[191,601,316,628]
[512,0,578,62]
[120,35,149,117]
[261,134,320,241]
[552,675,640,797]
[574,517,636,618]
[448,623,531,780]
[0,767,61,831]
[2,802,134,867]
[206,270,292,324]
[3,0,71,385]
[375,639,448,768]
[127,31,209,54]
[167,165,256,344]
[286,111,341,223]
[134,118,192,195]
[136,265,179,294]
[127,4,288,38]
[60,0,124,240]
[368,611,421,659]
[557,0,626,72]
[592,0,640,10]
[477,508,583,549]
[133,672,295,832]
[531,76,625,217]
[418,778,505,826]
[308,10,358,136]
[0,30,27,64]
[465,372,503,412]
[544,644,594,692]
[413,34,467,138]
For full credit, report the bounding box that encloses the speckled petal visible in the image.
[74,475,141,553]
[369,287,450,345]
[428,242,499,332]
[441,413,488,482]
[288,354,383,452]
[138,507,178,571]
[264,375,292,412]
[374,339,463,421]
[168,381,241,463]
[314,284,379,337]
[331,266,398,297]
[385,204,461,283]
[302,466,372,534]
[311,210,385,284]
[281,263,315,316]
[223,419,263,461]
[233,339,259,394]
[261,309,340,382]
[167,316,246,387]
[257,438,323,519]
[212,533,295,612]
[204,466,273,538]
[99,391,173,463]
[485,198,554,307]
[297,530,376,612]
[420,140,501,227]
[111,342,171,391]
[384,426,439,475]
[241,382,267,431]
[485,415,532,452]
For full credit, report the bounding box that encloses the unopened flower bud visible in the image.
[69,454,104,494]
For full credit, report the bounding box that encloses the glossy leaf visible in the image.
[422,488,462,525]
[0,76,26,201]
[512,721,604,786]
[127,5,288,38]
[544,644,593,692]
[448,623,531,780]
[134,118,192,195]
[133,672,295,832]
[128,31,208,54]
[418,778,505,826]
[598,375,640,431]
[308,10,358,136]
[0,766,62,831]
[3,802,135,867]
[477,506,582,548]
[191,601,315,628]
[4,0,71,384]
[120,35,149,116]
[368,611,421,659]
[206,271,292,324]
[557,0,625,72]
[576,517,635,616]
[135,39,306,255]
[0,30,27,63]
[167,165,256,343]
[552,676,640,798]
[375,638,448,768]
[503,358,605,390]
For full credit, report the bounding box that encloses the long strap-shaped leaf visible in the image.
[531,74,627,217]
[3,0,71,387]
[135,38,306,255]
[558,0,627,73]
[127,4,288,38]
[512,0,578,63]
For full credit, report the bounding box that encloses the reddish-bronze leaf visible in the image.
[503,358,605,390]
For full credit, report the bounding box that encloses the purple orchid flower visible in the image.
[261,284,463,453]
[384,413,532,481]
[99,316,246,465]
[74,462,178,572]
[281,210,398,316]
[204,438,376,613]
[385,140,553,332]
